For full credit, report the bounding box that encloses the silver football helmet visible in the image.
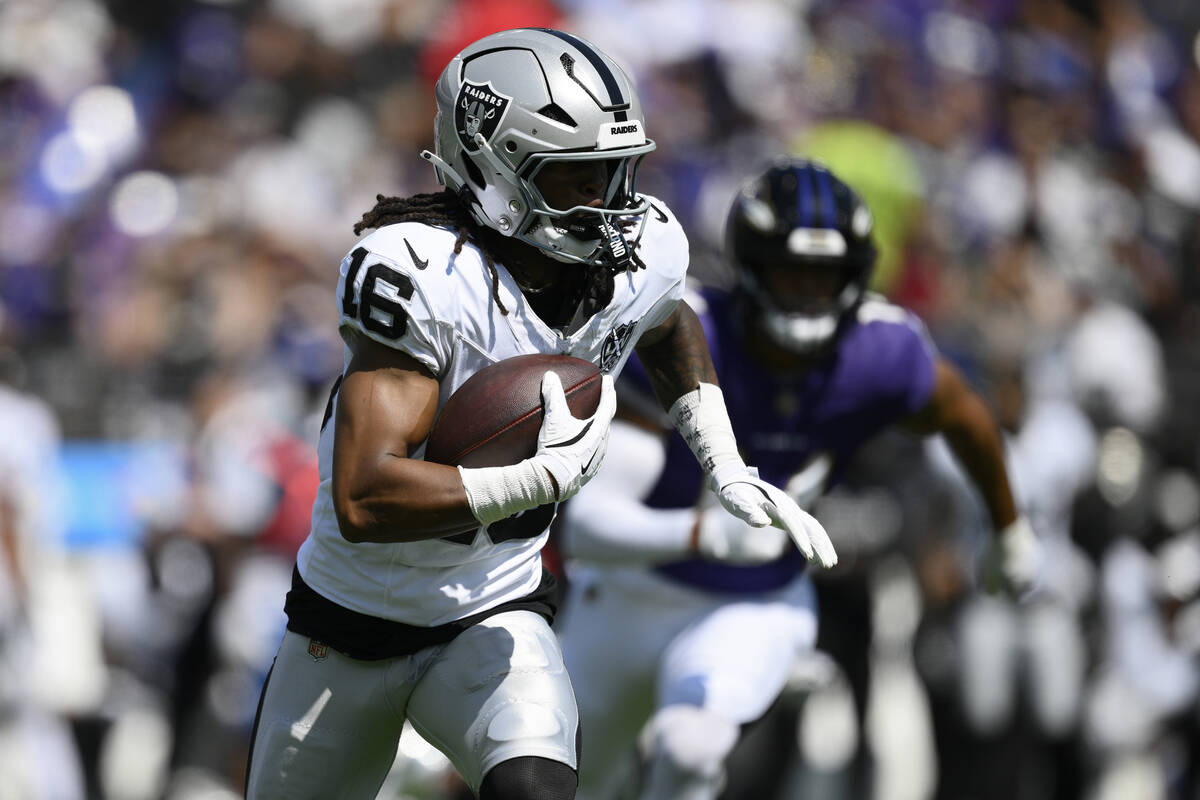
[422,28,656,270]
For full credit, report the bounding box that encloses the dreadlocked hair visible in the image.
[616,217,649,272]
[354,189,510,314]
[353,190,650,315]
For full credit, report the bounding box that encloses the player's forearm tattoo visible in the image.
[635,302,719,411]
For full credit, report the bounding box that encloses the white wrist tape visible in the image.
[458,461,556,526]
[668,383,744,476]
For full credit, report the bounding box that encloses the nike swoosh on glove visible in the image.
[533,371,617,502]
[709,461,838,567]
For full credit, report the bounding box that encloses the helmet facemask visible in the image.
[741,257,869,355]
[514,147,653,271]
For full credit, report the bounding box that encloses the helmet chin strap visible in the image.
[596,217,636,273]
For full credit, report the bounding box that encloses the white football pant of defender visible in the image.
[559,421,820,800]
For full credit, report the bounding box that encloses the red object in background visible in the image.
[256,435,319,559]
[890,247,944,324]
[541,537,566,582]
[417,0,563,85]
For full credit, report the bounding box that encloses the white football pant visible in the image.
[558,564,817,800]
[245,610,578,798]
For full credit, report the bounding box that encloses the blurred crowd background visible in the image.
[2,0,1200,798]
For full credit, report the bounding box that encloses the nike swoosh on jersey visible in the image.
[650,203,668,223]
[404,238,428,270]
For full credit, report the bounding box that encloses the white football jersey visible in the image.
[298,196,689,626]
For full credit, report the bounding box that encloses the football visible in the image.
[424,354,603,468]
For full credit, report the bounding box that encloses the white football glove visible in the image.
[997,515,1042,597]
[458,370,615,526]
[711,462,838,568]
[532,371,616,502]
[695,501,790,564]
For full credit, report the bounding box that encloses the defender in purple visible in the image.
[557,159,1039,800]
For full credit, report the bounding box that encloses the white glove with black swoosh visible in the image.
[668,383,838,568]
[459,371,616,525]
[533,371,616,501]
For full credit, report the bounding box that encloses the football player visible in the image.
[243,30,834,800]
[556,158,1042,800]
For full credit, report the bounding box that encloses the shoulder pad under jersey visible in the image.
[634,195,689,287]
[336,222,494,377]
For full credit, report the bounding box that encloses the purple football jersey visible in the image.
[623,288,937,593]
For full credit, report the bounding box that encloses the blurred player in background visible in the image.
[557,158,1041,800]
[244,30,832,800]
[0,348,93,799]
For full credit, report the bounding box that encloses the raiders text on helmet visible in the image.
[422,28,657,270]
[726,158,878,354]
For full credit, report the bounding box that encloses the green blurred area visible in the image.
[792,120,925,294]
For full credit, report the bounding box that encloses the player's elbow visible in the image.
[331,483,433,543]
[333,498,373,543]
[331,477,374,542]
[951,391,1001,438]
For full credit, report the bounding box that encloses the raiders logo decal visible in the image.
[599,321,638,372]
[455,80,512,152]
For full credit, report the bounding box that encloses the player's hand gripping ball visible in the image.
[425,354,603,468]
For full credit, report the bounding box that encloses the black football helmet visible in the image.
[726,158,877,355]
